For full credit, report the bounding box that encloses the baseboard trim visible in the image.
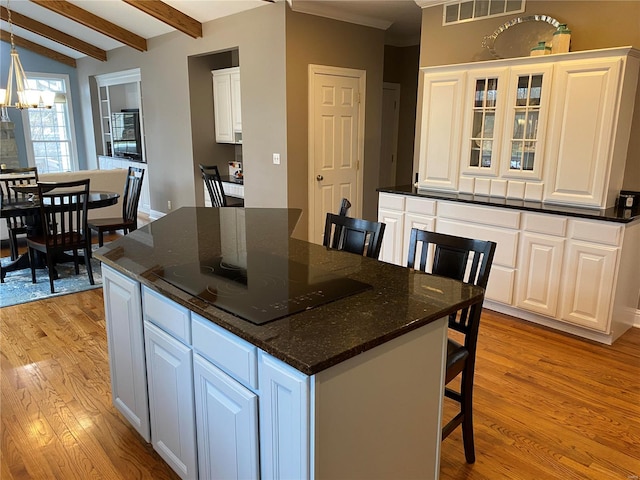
[635,308,640,328]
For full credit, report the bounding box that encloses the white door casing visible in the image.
[308,65,365,244]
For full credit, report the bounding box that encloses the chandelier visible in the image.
[0,0,55,111]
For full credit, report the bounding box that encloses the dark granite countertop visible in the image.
[377,185,640,224]
[95,207,484,375]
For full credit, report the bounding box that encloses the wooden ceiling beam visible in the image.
[0,30,77,68]
[0,6,106,61]
[123,0,202,39]
[30,0,147,52]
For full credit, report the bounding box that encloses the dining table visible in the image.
[0,190,120,281]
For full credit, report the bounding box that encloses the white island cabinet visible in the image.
[102,265,150,442]
[102,264,448,479]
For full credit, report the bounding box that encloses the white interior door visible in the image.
[309,65,365,245]
[380,82,400,187]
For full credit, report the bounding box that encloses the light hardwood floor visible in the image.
[1,240,639,479]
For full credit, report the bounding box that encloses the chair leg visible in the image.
[45,250,56,294]
[98,231,104,247]
[460,372,476,464]
[9,231,19,261]
[84,246,95,285]
[28,247,37,284]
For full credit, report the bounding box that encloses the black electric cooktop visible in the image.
[154,253,371,325]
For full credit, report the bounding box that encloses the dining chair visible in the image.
[323,213,386,259]
[407,228,496,464]
[26,178,95,294]
[338,198,351,216]
[199,164,227,207]
[0,166,39,260]
[88,166,145,246]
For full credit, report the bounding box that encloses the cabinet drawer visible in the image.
[378,193,405,211]
[142,286,191,344]
[522,213,567,236]
[192,314,257,390]
[437,201,520,229]
[569,220,622,246]
[406,197,436,216]
[437,219,519,268]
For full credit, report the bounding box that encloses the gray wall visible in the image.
[0,42,88,169]
[285,9,385,237]
[76,2,287,214]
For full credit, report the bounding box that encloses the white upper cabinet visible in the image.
[416,48,639,208]
[416,71,465,191]
[543,56,637,208]
[212,67,242,144]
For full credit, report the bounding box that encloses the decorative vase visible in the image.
[530,41,551,56]
[551,24,571,54]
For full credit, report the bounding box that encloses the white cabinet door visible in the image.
[416,71,465,191]
[102,265,150,442]
[193,354,258,480]
[560,241,618,332]
[543,58,622,207]
[516,232,565,317]
[144,322,197,480]
[377,208,404,266]
[459,67,508,179]
[230,68,242,133]
[258,352,309,480]
[402,213,436,269]
[212,70,233,143]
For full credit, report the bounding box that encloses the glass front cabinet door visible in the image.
[499,64,553,181]
[459,64,552,183]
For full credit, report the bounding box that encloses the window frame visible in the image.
[21,72,80,173]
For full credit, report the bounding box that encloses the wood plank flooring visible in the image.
[2,238,639,479]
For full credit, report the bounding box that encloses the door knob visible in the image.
[316,175,323,181]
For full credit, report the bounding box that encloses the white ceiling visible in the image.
[0,0,442,60]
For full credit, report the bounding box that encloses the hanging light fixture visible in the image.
[0,0,55,110]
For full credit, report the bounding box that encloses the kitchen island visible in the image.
[95,207,484,480]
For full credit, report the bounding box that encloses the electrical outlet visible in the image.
[273,153,280,165]
[167,200,172,210]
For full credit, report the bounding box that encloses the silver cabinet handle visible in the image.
[316,175,323,181]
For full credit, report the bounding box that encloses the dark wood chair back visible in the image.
[199,164,227,207]
[407,228,496,464]
[407,228,495,334]
[323,213,386,259]
[338,198,351,216]
[0,166,39,260]
[27,178,94,293]
[121,166,145,224]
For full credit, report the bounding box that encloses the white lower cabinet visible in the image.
[516,232,565,317]
[377,193,638,343]
[258,352,309,479]
[377,208,404,264]
[144,321,197,480]
[193,354,259,480]
[102,265,150,442]
[560,241,617,331]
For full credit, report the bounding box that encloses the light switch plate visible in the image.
[273,153,280,165]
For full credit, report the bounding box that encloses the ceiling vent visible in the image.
[443,0,525,25]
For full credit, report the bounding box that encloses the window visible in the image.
[22,74,78,173]
[443,0,525,25]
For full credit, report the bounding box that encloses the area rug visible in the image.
[0,255,102,308]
